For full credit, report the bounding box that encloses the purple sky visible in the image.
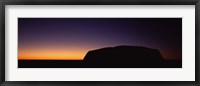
[18,18,182,60]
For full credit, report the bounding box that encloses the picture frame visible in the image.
[0,0,199,86]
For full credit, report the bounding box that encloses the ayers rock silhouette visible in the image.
[83,45,181,68]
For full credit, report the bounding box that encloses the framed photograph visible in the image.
[0,0,199,86]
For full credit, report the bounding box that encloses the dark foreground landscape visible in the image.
[18,46,182,68]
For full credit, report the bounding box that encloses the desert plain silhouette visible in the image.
[18,45,182,68]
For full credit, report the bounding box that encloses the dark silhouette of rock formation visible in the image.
[83,45,166,67]
[18,45,182,68]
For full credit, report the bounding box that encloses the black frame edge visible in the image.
[1,81,197,86]
[0,0,199,86]
[2,0,200,5]
[0,0,5,86]
[196,1,200,86]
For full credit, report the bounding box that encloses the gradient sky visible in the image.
[18,18,182,60]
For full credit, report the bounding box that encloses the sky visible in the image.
[18,18,182,60]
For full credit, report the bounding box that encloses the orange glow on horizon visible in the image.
[18,46,93,60]
[18,44,179,60]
